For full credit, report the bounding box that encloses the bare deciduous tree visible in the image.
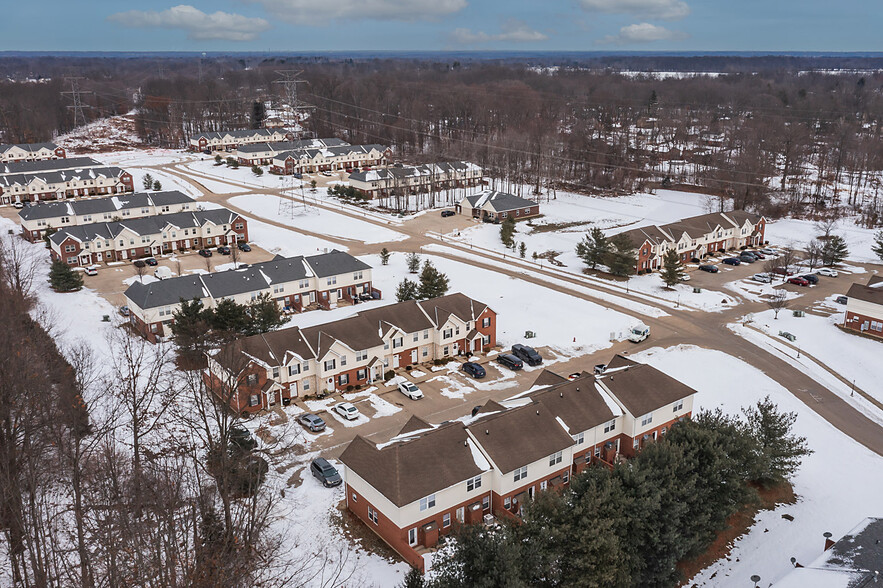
[767,289,790,319]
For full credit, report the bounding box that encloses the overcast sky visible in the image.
[3,0,882,53]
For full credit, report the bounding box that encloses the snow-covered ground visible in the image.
[246,217,348,256]
[634,345,883,588]
[230,193,407,245]
[181,159,301,192]
[765,217,882,264]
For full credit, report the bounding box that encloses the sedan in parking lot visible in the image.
[817,268,838,277]
[310,458,342,488]
[198,249,213,257]
[237,242,252,252]
[738,255,756,263]
[772,267,795,276]
[333,402,360,420]
[145,257,158,266]
[699,264,719,273]
[298,413,327,433]
[746,251,765,259]
[801,274,819,285]
[84,266,98,276]
[787,276,810,286]
[440,210,455,217]
[497,354,523,370]
[216,245,231,255]
[461,362,486,379]
[722,257,741,266]
[836,295,848,304]
[398,381,424,400]
[752,273,772,283]
[761,248,777,255]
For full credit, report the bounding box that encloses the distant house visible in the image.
[233,137,350,166]
[458,190,540,222]
[843,275,883,340]
[188,128,296,152]
[0,157,133,204]
[348,162,483,199]
[269,144,391,175]
[0,142,65,163]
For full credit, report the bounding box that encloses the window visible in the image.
[442,513,451,528]
[353,271,363,280]
[356,350,367,362]
[641,413,653,427]
[573,432,585,445]
[524,208,531,214]
[392,337,403,349]
[273,284,284,294]
[302,362,310,372]
[504,497,511,509]
[540,480,547,491]
[513,466,527,482]
[357,368,367,381]
[340,356,347,367]
[423,329,429,340]
[368,506,378,525]
[594,446,601,457]
[633,438,640,449]
[303,380,310,391]
[248,394,260,406]
[604,419,616,434]
[64,244,76,253]
[467,475,482,491]
[288,364,300,376]
[338,374,349,386]
[272,367,280,379]
[324,359,336,371]
[673,399,684,412]
[326,276,337,286]
[482,496,490,511]
[422,347,429,357]
[549,451,563,466]
[246,374,258,385]
[419,494,436,511]
[443,328,453,339]
[413,333,419,342]
[562,470,569,483]
[482,317,491,328]
[408,528,417,546]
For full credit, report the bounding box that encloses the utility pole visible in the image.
[62,77,89,129]
[272,70,315,136]
[197,52,206,83]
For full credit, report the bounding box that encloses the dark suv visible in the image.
[462,362,486,379]
[511,344,542,366]
[497,354,523,371]
[311,458,342,487]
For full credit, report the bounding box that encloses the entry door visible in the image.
[326,377,335,391]
[456,507,465,523]
[289,382,298,398]
[309,292,316,303]
[393,354,400,368]
[411,349,417,364]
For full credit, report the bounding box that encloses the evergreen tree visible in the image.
[153,180,162,191]
[395,278,419,302]
[406,252,421,274]
[379,247,391,266]
[575,227,609,269]
[743,396,811,488]
[251,165,263,176]
[821,235,849,266]
[251,100,266,128]
[399,567,425,588]
[211,299,250,337]
[518,242,526,259]
[499,216,516,248]
[171,297,212,357]
[418,261,450,300]
[214,154,222,164]
[429,523,528,588]
[142,173,154,190]
[49,259,83,292]
[660,248,685,287]
[606,233,636,277]
[873,230,883,262]
[246,293,286,335]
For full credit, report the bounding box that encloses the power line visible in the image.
[62,77,90,129]
[273,70,315,133]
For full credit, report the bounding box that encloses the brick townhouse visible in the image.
[458,190,540,222]
[339,356,696,572]
[843,275,883,340]
[203,293,497,413]
[124,250,376,342]
[49,207,248,267]
[618,210,766,273]
[0,142,66,163]
[269,144,391,175]
[349,162,483,199]
[18,190,195,241]
[0,157,133,204]
[188,128,296,152]
[234,137,350,166]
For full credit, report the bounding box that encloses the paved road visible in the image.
[133,160,883,457]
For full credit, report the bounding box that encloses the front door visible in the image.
[289,382,298,398]
[456,507,465,523]
[326,377,334,392]
[393,354,400,368]
[267,389,276,405]
[411,349,417,363]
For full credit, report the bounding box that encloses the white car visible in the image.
[761,248,776,255]
[333,402,360,421]
[397,381,424,400]
[752,273,772,283]
[678,273,691,282]
[321,171,333,177]
[13,201,24,209]
[816,268,838,277]
[84,266,98,276]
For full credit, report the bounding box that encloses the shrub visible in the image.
[384,370,395,381]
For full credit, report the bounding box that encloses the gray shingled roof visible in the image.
[18,191,192,221]
[125,277,208,310]
[1,156,101,175]
[50,208,240,245]
[304,249,371,277]
[0,142,60,154]
[0,166,127,189]
[463,190,538,213]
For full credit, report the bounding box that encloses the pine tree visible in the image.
[153,180,162,191]
[660,249,685,287]
[822,235,848,266]
[142,173,154,190]
[418,261,450,300]
[743,396,811,487]
[406,252,421,273]
[575,227,609,269]
[395,278,419,302]
[379,248,390,266]
[171,297,212,357]
[500,216,516,248]
[211,299,250,337]
[519,242,526,258]
[49,259,83,292]
[246,292,286,335]
[430,523,527,588]
[251,165,263,176]
[872,230,883,262]
[606,233,636,277]
[399,567,425,588]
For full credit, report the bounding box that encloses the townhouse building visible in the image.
[348,162,483,200]
[18,190,196,241]
[203,293,497,413]
[0,142,66,163]
[234,137,350,165]
[843,275,883,340]
[188,128,296,152]
[617,210,766,273]
[458,190,540,222]
[0,157,133,204]
[124,250,375,342]
[338,356,696,572]
[49,207,248,267]
[269,144,391,175]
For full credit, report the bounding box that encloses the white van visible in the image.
[154,266,173,280]
[627,324,650,343]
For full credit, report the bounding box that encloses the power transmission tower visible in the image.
[62,77,89,128]
[273,70,315,136]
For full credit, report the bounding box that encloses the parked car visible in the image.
[229,426,257,451]
[119,305,130,317]
[567,372,582,381]
[440,210,455,218]
[738,255,756,263]
[154,266,173,280]
[817,268,838,277]
[690,257,702,263]
[752,273,772,283]
[397,381,424,400]
[133,259,147,268]
[198,249,213,257]
[461,362,486,379]
[699,264,719,273]
[310,458,342,488]
[321,171,333,177]
[13,201,24,209]
[237,242,252,252]
[511,344,542,366]
[746,251,765,259]
[216,245,231,255]
[497,354,524,371]
[293,172,303,179]
[835,295,848,305]
[772,267,795,276]
[84,266,98,276]
[144,257,158,266]
[787,276,810,286]
[801,274,819,285]
[679,273,691,281]
[722,257,741,266]
[334,402,360,420]
[297,413,326,433]
[761,247,777,255]
[594,364,607,375]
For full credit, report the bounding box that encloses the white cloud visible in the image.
[451,20,548,45]
[247,0,467,24]
[598,22,687,45]
[579,0,689,20]
[108,5,270,41]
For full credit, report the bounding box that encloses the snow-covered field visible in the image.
[634,345,883,588]
[182,159,299,192]
[246,217,348,256]
[765,217,882,264]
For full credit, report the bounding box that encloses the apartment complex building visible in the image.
[269,144,391,175]
[188,128,296,152]
[843,275,883,340]
[348,161,483,199]
[0,157,133,204]
[18,190,196,241]
[340,356,696,572]
[0,142,66,163]
[203,293,497,413]
[458,190,540,222]
[234,137,350,165]
[124,250,375,342]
